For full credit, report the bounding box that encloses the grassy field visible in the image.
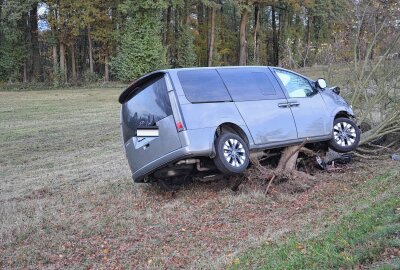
[0,87,399,269]
[231,172,400,269]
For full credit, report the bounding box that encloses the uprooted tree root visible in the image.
[232,139,325,194]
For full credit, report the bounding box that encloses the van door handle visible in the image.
[288,102,300,107]
[278,103,289,108]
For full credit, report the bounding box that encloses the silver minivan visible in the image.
[119,66,360,186]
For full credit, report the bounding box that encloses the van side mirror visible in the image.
[315,78,327,89]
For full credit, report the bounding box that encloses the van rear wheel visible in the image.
[213,133,249,175]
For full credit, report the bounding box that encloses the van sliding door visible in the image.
[217,68,298,145]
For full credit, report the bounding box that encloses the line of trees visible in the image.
[0,0,398,84]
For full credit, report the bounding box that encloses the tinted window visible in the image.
[274,69,314,98]
[178,69,232,103]
[218,69,279,101]
[122,77,172,142]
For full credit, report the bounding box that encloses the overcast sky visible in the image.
[38,2,49,31]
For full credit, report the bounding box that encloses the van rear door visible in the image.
[121,75,181,174]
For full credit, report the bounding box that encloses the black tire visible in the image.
[328,117,361,153]
[213,132,250,175]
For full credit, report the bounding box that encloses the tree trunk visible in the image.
[0,4,2,43]
[253,3,260,64]
[104,53,109,82]
[49,4,59,79]
[22,10,31,82]
[88,25,94,73]
[208,7,216,67]
[174,5,180,65]
[265,7,270,65]
[248,139,313,195]
[271,6,279,66]
[59,42,67,82]
[304,14,313,67]
[166,5,172,36]
[276,146,300,172]
[197,3,204,30]
[184,0,191,25]
[166,5,174,66]
[30,3,40,82]
[197,2,207,66]
[70,45,77,83]
[306,14,312,48]
[162,8,168,45]
[239,9,249,65]
[23,63,28,83]
[52,44,58,72]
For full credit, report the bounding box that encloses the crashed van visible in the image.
[119,66,360,187]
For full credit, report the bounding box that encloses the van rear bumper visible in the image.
[131,146,192,182]
[129,128,216,182]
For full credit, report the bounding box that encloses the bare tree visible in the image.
[349,1,400,146]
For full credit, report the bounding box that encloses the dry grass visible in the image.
[0,88,399,269]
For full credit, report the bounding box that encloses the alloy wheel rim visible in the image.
[223,138,246,167]
[333,122,357,147]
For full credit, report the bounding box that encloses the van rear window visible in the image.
[121,77,172,142]
[177,69,232,103]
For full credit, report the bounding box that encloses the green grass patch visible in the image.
[0,81,127,91]
[231,172,400,270]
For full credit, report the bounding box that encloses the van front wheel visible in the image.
[328,117,361,153]
[213,133,250,175]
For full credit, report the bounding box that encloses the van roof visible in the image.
[119,66,274,104]
[162,65,271,72]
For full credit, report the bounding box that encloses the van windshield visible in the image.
[121,76,172,142]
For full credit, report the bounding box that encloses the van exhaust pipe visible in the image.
[176,159,210,171]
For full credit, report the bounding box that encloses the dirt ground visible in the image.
[0,88,399,269]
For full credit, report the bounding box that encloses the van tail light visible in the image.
[165,74,186,132]
[176,121,185,131]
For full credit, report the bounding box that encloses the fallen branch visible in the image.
[265,175,276,194]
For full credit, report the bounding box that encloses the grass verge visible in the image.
[231,171,400,270]
[1,87,398,269]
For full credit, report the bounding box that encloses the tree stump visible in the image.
[237,139,316,194]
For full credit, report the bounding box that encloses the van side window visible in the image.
[274,69,314,98]
[178,69,232,103]
[122,76,172,142]
[218,69,281,101]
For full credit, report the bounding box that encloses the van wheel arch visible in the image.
[333,111,358,131]
[335,111,353,120]
[211,123,250,158]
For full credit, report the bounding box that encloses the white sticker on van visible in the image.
[137,129,159,137]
